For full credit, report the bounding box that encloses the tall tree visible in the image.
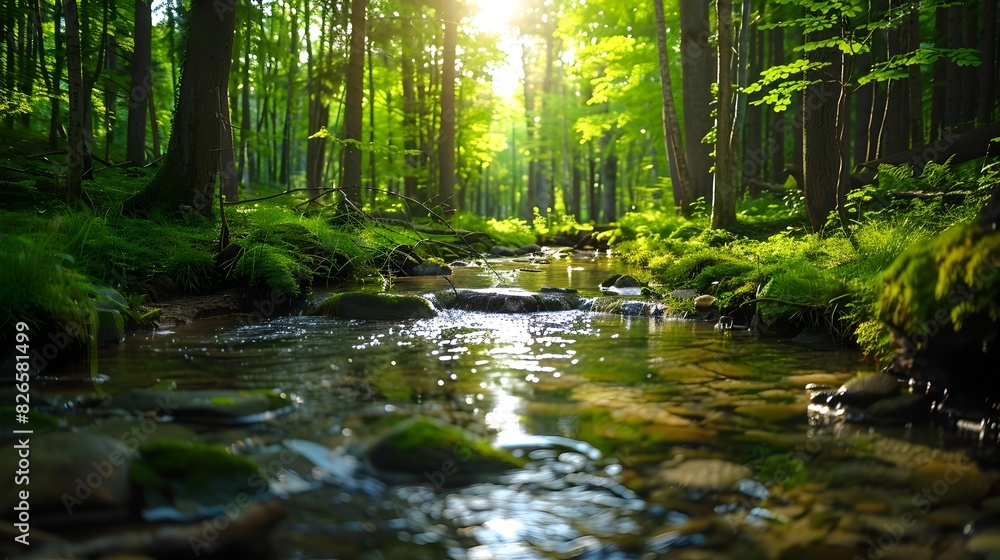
[711,0,736,229]
[125,0,237,217]
[127,0,151,166]
[653,0,693,213]
[341,0,368,208]
[64,0,84,203]
[801,21,842,231]
[679,0,715,207]
[438,0,458,209]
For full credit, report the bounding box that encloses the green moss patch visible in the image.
[311,291,437,320]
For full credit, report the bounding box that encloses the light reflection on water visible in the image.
[75,253,998,559]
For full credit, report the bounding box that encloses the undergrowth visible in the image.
[602,158,997,363]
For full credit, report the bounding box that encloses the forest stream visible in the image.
[17,250,1000,560]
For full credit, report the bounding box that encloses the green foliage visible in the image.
[165,247,217,294]
[758,262,848,326]
[233,243,311,297]
[878,223,1000,333]
[0,235,97,333]
[450,211,536,248]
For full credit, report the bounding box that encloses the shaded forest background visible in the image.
[3,0,997,230]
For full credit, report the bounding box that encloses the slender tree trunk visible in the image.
[931,7,947,140]
[962,3,979,124]
[711,0,736,229]
[341,0,367,208]
[239,9,252,190]
[279,9,298,188]
[65,0,84,202]
[366,38,376,205]
[745,22,763,190]
[854,52,873,167]
[945,5,963,130]
[907,10,924,146]
[802,24,842,231]
[437,0,458,210]
[401,52,418,200]
[124,0,236,217]
[588,141,598,222]
[103,36,116,160]
[600,131,617,223]
[679,0,715,205]
[148,92,160,157]
[127,0,151,165]
[978,0,997,124]
[884,24,909,155]
[654,0,693,213]
[770,26,786,183]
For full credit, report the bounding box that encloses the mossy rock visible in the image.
[365,415,525,483]
[130,440,263,510]
[310,291,437,320]
[104,389,295,425]
[877,223,1000,390]
[1,433,133,520]
[246,222,325,258]
[432,288,582,313]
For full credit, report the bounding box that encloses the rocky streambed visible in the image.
[4,248,1000,559]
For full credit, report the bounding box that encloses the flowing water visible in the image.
[55,252,1000,559]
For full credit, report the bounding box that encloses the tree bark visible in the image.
[978,0,997,124]
[679,0,715,205]
[654,0,693,214]
[401,50,418,200]
[437,0,457,210]
[711,0,736,229]
[770,26,786,183]
[801,24,842,231]
[124,0,236,217]
[944,5,963,130]
[341,0,367,208]
[279,8,298,188]
[907,10,924,146]
[600,135,618,223]
[127,0,151,166]
[64,0,84,203]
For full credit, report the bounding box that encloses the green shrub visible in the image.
[165,247,217,294]
[233,243,311,297]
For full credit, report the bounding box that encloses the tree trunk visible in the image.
[770,26,786,183]
[401,51,418,200]
[436,0,458,210]
[679,0,715,205]
[931,7,947,140]
[103,36,116,160]
[907,10,924,146]
[801,24,842,231]
[945,5,963,130]
[962,3,978,124]
[341,0,367,208]
[654,0,693,214]
[978,0,997,124]
[238,8,251,189]
[127,0,151,165]
[711,0,736,229]
[600,132,617,223]
[64,0,84,203]
[279,9,298,188]
[124,0,236,217]
[148,92,160,157]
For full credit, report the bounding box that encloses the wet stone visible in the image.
[410,262,453,276]
[489,246,518,257]
[657,459,752,490]
[309,291,437,320]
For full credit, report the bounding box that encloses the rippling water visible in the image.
[71,252,1000,559]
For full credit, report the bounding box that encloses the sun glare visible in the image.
[468,0,522,99]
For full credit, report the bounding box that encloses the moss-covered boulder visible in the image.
[309,291,437,320]
[432,288,582,313]
[1,433,134,521]
[877,223,1000,392]
[365,415,525,484]
[130,440,264,519]
[104,388,296,425]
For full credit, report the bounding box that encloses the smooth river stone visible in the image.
[611,404,694,427]
[781,373,854,389]
[656,459,751,489]
[734,403,808,423]
[657,364,720,384]
[641,425,719,445]
[910,460,997,507]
